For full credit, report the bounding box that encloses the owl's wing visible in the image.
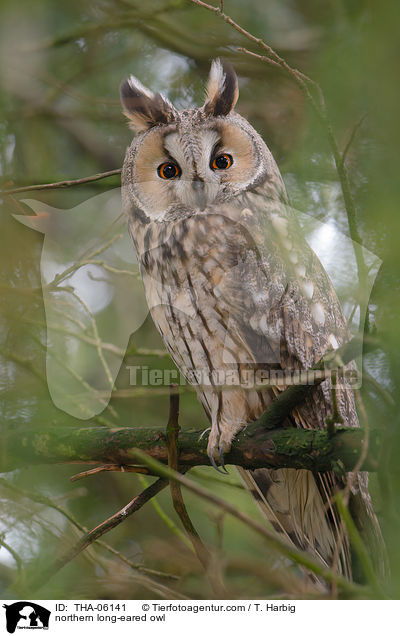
[215,195,349,370]
[190,194,383,577]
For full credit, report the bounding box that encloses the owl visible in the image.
[120,60,385,581]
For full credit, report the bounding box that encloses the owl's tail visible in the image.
[237,466,387,585]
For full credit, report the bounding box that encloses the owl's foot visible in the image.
[207,428,232,474]
[201,427,228,471]
[219,446,229,473]
[208,453,229,474]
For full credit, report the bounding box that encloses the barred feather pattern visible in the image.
[120,71,385,581]
[123,181,384,581]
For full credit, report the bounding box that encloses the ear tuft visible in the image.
[204,59,239,117]
[120,75,177,132]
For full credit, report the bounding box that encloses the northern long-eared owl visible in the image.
[120,59,385,581]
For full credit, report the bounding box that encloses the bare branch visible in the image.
[0,477,177,581]
[70,464,151,481]
[130,449,369,597]
[1,169,121,195]
[1,337,383,473]
[165,387,225,595]
[23,477,179,596]
[189,0,368,296]
[340,114,367,169]
[0,537,23,577]
[335,493,378,592]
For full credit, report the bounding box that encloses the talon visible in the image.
[219,447,229,473]
[198,427,211,441]
[208,453,227,474]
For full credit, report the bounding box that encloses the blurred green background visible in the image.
[0,0,399,600]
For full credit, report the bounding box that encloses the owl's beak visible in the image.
[192,177,206,211]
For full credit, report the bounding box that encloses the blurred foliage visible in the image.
[0,0,399,600]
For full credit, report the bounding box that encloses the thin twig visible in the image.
[45,233,123,290]
[237,47,321,100]
[31,332,116,420]
[25,477,170,593]
[0,347,47,384]
[165,386,225,595]
[25,318,128,358]
[130,449,369,596]
[138,474,194,552]
[0,477,177,581]
[0,537,23,577]
[1,337,382,473]
[60,288,115,391]
[330,388,372,576]
[190,0,322,106]
[326,371,344,437]
[70,464,151,481]
[362,372,395,407]
[62,478,167,560]
[335,493,379,593]
[340,114,367,169]
[345,389,370,504]
[1,169,121,195]
[85,259,137,277]
[190,0,367,296]
[2,169,121,196]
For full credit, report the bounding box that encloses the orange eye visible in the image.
[211,153,233,170]
[157,162,180,179]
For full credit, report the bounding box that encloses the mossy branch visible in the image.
[1,334,380,475]
[1,423,381,474]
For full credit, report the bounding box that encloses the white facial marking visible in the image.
[198,129,221,177]
[289,252,298,264]
[163,132,188,172]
